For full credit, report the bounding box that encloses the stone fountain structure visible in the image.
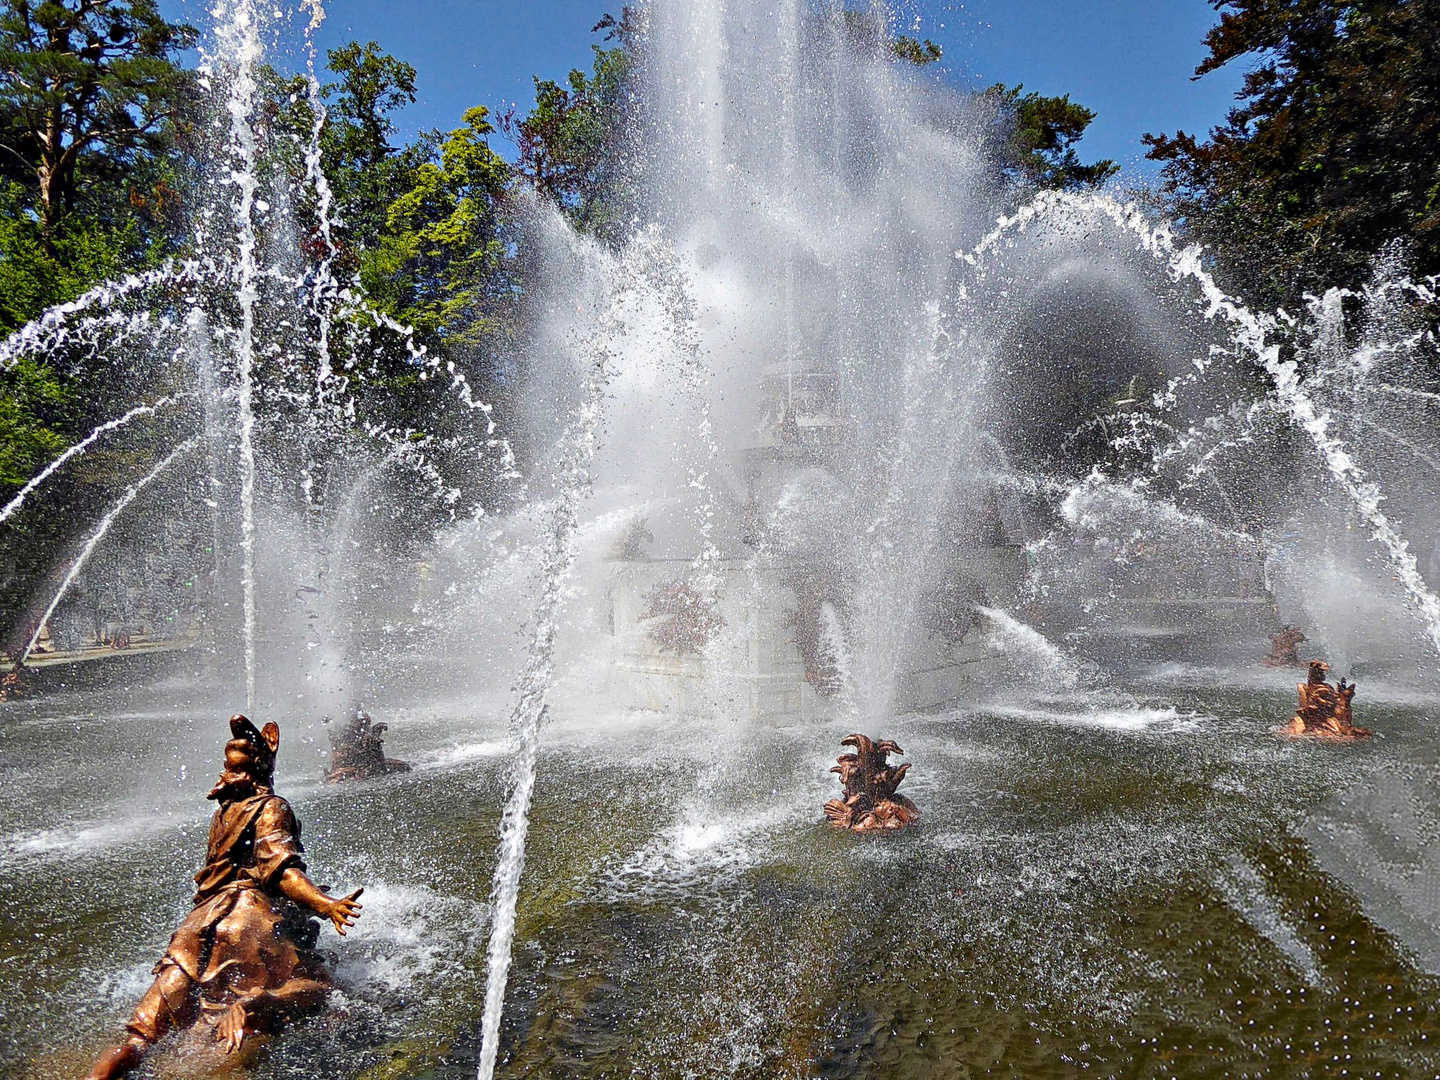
[583,361,1029,723]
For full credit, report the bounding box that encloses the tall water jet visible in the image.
[475,245,633,1080]
[0,0,503,709]
[459,5,1042,1054]
[203,0,265,708]
[300,0,340,401]
[522,0,1017,733]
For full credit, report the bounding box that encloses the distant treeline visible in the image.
[0,0,1436,499]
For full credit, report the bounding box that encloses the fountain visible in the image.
[0,0,498,705]
[2,0,1440,1075]
[19,439,200,667]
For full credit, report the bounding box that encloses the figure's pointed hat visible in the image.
[225,713,279,782]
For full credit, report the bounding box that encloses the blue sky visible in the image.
[159,0,1249,178]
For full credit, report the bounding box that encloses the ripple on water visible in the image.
[331,879,487,999]
[988,702,1201,732]
[413,738,514,772]
[1220,854,1326,988]
[0,809,199,867]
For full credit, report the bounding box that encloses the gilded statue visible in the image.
[824,733,920,832]
[325,708,411,783]
[1285,660,1370,740]
[85,714,364,1079]
[1263,625,1306,667]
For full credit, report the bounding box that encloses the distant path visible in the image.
[1,632,200,673]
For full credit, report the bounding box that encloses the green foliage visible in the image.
[0,356,73,493]
[1145,0,1440,307]
[0,182,142,331]
[363,106,511,351]
[0,173,164,531]
[0,1,193,526]
[983,83,1118,192]
[836,10,942,65]
[502,9,637,238]
[891,35,942,65]
[323,40,418,250]
[327,40,416,163]
[0,0,196,233]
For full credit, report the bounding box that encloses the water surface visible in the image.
[3,673,1438,1078]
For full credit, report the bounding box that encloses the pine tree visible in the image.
[1145,0,1440,307]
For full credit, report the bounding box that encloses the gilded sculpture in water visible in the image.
[85,714,364,1080]
[325,708,411,783]
[1285,660,1370,740]
[824,733,920,832]
[1263,625,1307,668]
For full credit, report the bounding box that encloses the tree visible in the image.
[1144,0,1440,307]
[836,10,943,65]
[0,0,196,235]
[983,83,1118,191]
[331,107,517,523]
[0,355,73,491]
[326,40,415,169]
[364,105,511,351]
[0,179,136,330]
[891,35,942,65]
[501,9,637,238]
[0,1,195,569]
[323,40,417,249]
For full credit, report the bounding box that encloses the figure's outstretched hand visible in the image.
[327,887,364,936]
[217,998,251,1053]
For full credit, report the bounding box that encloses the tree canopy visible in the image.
[323,39,418,250]
[0,0,196,234]
[984,83,1119,191]
[363,105,511,351]
[500,9,637,240]
[0,0,199,587]
[1145,0,1440,307]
